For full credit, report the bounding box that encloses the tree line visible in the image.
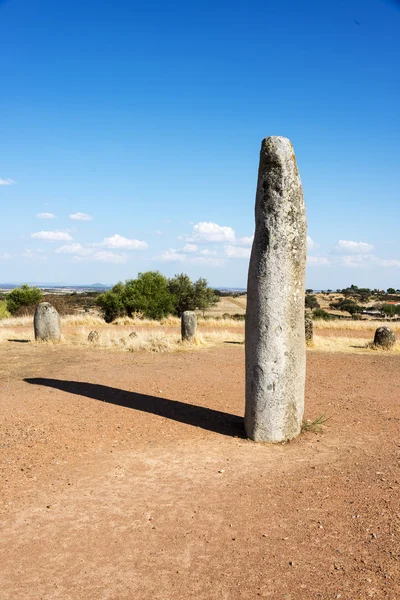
[96,272,218,322]
[3,273,219,322]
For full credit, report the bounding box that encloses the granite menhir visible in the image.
[245,136,307,442]
[34,302,61,341]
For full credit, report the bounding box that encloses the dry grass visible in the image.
[0,313,245,330]
[64,328,244,353]
[310,335,400,354]
[0,314,106,328]
[313,319,400,332]
[0,327,244,353]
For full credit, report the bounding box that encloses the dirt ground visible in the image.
[0,340,399,599]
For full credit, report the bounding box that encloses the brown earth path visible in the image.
[0,342,399,599]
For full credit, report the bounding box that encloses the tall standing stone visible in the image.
[34,302,61,341]
[245,136,307,442]
[181,311,197,342]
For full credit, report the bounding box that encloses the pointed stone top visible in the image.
[259,136,298,175]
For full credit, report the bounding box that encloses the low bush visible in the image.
[6,284,43,315]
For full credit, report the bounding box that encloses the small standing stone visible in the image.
[373,326,396,349]
[181,311,197,342]
[88,330,99,343]
[305,317,313,344]
[129,331,138,339]
[34,302,61,341]
[245,136,307,443]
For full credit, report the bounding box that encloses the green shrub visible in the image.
[6,284,43,315]
[0,300,11,319]
[97,271,219,322]
[312,308,331,321]
[305,294,320,310]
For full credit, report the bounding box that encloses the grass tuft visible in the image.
[301,414,331,434]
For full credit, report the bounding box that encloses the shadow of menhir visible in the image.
[25,378,244,438]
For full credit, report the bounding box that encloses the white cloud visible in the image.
[191,256,225,267]
[307,236,316,250]
[155,230,162,235]
[238,236,253,247]
[20,249,47,260]
[339,254,400,269]
[307,252,400,269]
[333,240,373,254]
[183,243,198,253]
[55,243,93,256]
[69,212,93,221]
[161,249,186,262]
[36,212,56,220]
[91,251,127,264]
[0,178,15,185]
[0,252,11,259]
[192,221,236,243]
[199,249,217,256]
[31,230,73,241]
[159,247,225,267]
[225,245,251,259]
[307,255,330,266]
[378,258,400,267]
[55,243,127,263]
[102,234,148,250]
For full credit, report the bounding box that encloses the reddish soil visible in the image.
[0,342,399,599]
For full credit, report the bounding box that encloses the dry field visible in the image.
[0,316,399,599]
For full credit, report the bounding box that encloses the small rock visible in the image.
[373,326,396,349]
[88,330,99,343]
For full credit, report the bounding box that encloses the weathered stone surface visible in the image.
[181,311,197,342]
[305,317,313,344]
[34,302,61,341]
[88,330,99,343]
[373,326,396,349]
[245,136,307,442]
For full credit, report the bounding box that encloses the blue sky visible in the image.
[0,0,399,289]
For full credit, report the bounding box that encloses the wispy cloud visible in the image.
[307,236,317,250]
[0,178,15,186]
[91,251,127,264]
[20,249,47,260]
[31,231,73,241]
[36,212,56,220]
[199,249,217,256]
[238,236,253,247]
[183,243,198,253]
[160,248,224,267]
[307,255,330,266]
[69,212,93,221]
[101,234,148,250]
[55,243,93,256]
[333,240,374,254]
[224,245,251,259]
[306,250,400,269]
[191,256,225,267]
[56,243,127,263]
[161,249,186,262]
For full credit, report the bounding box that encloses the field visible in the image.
[0,308,399,599]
